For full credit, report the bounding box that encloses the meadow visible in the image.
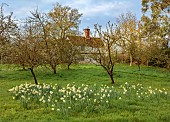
[0,63,170,122]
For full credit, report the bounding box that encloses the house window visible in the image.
[81,46,85,51]
[80,55,85,61]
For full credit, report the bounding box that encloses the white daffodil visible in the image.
[48,99,51,102]
[50,91,53,94]
[94,99,97,102]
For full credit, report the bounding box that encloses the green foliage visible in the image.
[48,2,82,38]
[0,3,17,64]
[141,0,170,69]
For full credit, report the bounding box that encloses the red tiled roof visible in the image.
[67,35,103,48]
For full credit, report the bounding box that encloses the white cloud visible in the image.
[58,0,132,17]
[0,0,141,30]
[81,1,131,17]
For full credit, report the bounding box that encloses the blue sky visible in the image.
[1,0,142,31]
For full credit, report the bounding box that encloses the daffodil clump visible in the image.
[119,82,169,101]
[8,82,169,117]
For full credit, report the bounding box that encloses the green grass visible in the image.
[0,63,170,122]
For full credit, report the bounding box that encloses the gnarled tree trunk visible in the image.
[130,54,133,66]
[108,70,114,84]
[67,62,72,70]
[103,66,115,84]
[109,73,114,84]
[29,67,38,85]
[50,64,57,74]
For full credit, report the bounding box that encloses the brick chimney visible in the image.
[84,28,90,39]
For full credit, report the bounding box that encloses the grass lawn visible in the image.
[0,63,170,122]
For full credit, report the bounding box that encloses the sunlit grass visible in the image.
[0,63,170,121]
[8,82,169,119]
